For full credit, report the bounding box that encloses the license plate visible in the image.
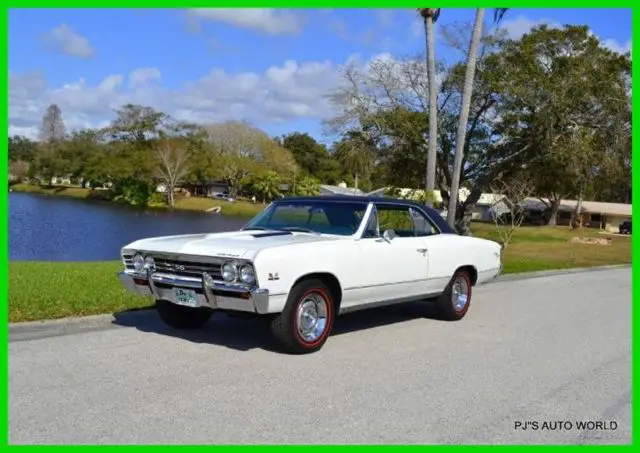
[173,288,198,307]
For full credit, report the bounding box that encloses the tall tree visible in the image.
[333,131,375,190]
[417,8,441,207]
[107,104,166,148]
[279,132,342,183]
[253,171,281,203]
[8,135,38,162]
[494,24,631,225]
[446,9,486,228]
[39,104,66,142]
[154,138,191,207]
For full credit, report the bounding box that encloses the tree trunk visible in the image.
[574,184,584,229]
[545,199,561,226]
[424,15,438,208]
[454,201,475,236]
[168,185,175,207]
[446,8,485,229]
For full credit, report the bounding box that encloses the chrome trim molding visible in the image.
[338,291,443,314]
[343,278,429,291]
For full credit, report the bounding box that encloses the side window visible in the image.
[377,205,415,238]
[410,208,439,237]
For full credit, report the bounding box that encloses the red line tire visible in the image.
[434,269,473,321]
[270,279,335,354]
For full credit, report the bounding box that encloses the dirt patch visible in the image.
[569,237,612,245]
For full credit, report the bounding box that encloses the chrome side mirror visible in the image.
[382,229,396,242]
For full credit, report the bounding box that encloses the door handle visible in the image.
[416,248,427,253]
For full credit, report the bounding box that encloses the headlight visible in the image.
[221,262,237,282]
[239,265,256,285]
[132,253,144,271]
[144,256,155,272]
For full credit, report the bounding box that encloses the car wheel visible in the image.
[434,269,473,321]
[270,279,335,354]
[156,299,213,329]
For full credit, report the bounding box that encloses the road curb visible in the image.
[494,263,631,283]
[9,264,631,342]
[9,309,155,343]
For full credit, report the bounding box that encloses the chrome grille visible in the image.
[122,252,223,279]
[122,253,134,270]
[152,256,222,279]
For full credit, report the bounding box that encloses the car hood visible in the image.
[122,229,339,260]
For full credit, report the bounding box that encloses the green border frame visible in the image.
[3,2,636,448]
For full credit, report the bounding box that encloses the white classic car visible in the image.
[118,195,503,354]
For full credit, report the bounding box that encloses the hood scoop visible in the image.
[250,231,293,238]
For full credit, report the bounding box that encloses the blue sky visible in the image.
[8,8,632,143]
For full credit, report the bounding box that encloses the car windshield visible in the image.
[243,200,369,236]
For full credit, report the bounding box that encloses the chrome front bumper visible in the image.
[117,270,272,314]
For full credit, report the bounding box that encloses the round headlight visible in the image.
[132,253,144,271]
[239,265,256,285]
[221,262,237,282]
[144,256,155,272]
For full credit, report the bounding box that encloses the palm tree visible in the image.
[446,8,509,231]
[417,8,441,208]
[254,171,281,204]
[334,132,374,191]
[296,176,321,196]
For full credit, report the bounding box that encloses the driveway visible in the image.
[9,268,631,444]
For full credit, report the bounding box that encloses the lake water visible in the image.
[8,192,249,261]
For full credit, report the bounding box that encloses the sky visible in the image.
[8,8,632,144]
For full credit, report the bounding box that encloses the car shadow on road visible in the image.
[111,300,442,354]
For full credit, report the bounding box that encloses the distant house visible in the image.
[521,198,631,232]
[320,182,364,196]
[173,180,231,197]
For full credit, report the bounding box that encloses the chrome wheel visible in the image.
[295,292,329,343]
[451,275,470,312]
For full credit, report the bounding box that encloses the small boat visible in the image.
[206,206,222,214]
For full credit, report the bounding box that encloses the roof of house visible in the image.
[522,198,632,217]
[320,184,364,196]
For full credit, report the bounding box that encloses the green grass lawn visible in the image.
[173,196,264,217]
[11,183,265,218]
[8,224,631,323]
[9,261,154,323]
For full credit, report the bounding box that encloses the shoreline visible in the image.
[9,183,263,218]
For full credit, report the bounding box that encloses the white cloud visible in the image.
[498,15,562,39]
[187,8,306,36]
[129,68,162,87]
[9,125,39,140]
[42,24,94,58]
[8,56,359,138]
[602,38,632,55]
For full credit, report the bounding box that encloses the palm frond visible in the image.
[493,8,508,24]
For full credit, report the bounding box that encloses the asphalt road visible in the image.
[9,268,631,445]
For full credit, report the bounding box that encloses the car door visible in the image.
[352,203,430,306]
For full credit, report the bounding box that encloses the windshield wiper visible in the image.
[278,226,316,233]
[243,227,268,231]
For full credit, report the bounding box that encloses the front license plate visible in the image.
[173,288,198,307]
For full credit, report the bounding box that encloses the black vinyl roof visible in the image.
[276,195,457,234]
